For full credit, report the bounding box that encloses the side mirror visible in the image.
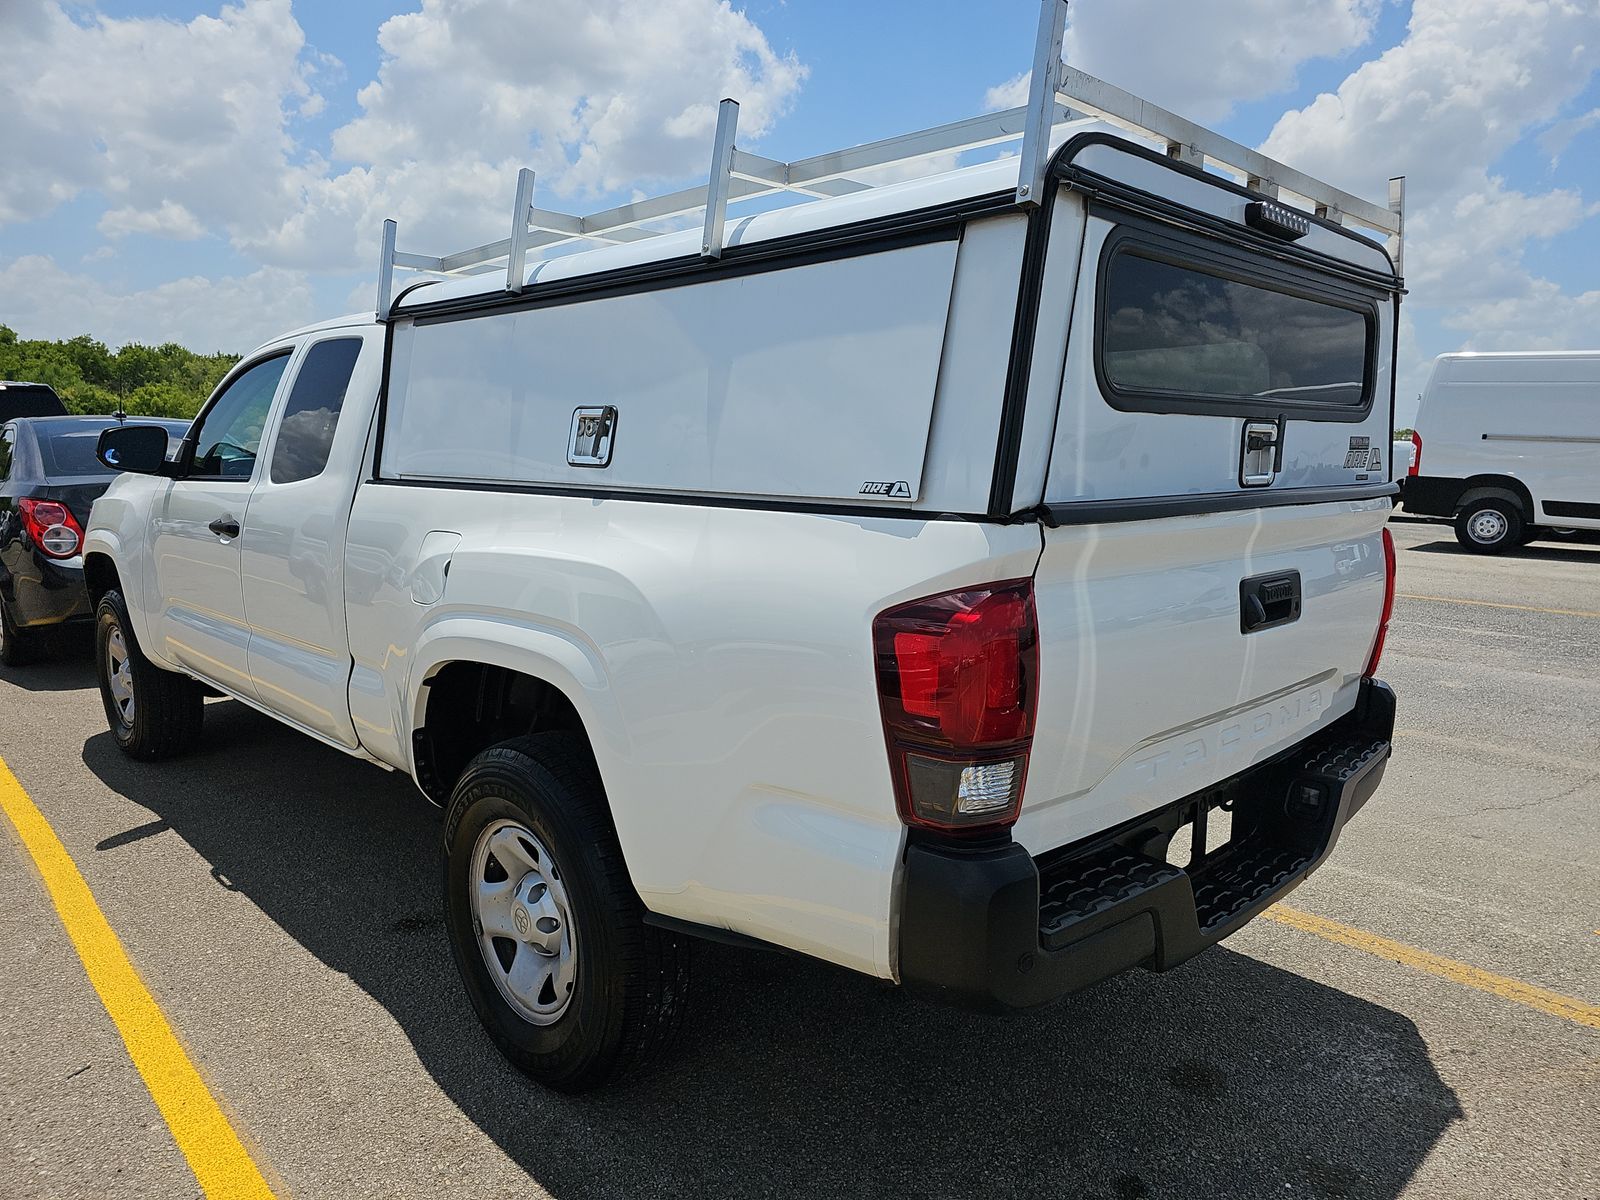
[97,425,174,475]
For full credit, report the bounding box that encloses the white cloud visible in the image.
[0,0,806,321]
[992,0,1380,123]
[1538,106,1600,164]
[1262,0,1600,393]
[0,0,316,237]
[248,0,807,270]
[1443,279,1600,350]
[1262,0,1598,199]
[98,201,208,241]
[0,255,315,353]
[984,72,1031,113]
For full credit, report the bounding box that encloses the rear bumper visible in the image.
[897,678,1396,1009]
[1398,475,1467,517]
[9,553,90,628]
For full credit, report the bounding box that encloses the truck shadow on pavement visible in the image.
[82,700,1462,1200]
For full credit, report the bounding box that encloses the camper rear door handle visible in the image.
[1240,419,1283,487]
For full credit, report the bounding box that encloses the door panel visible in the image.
[241,333,375,746]
[153,351,292,695]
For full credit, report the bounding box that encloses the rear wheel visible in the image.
[95,590,204,759]
[1454,497,1523,555]
[442,732,690,1092]
[0,593,39,666]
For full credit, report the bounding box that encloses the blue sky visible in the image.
[2,0,1597,425]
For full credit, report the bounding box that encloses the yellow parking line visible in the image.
[1398,593,1600,620]
[1264,904,1600,1031]
[0,757,276,1199]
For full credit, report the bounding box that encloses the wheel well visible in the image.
[83,554,121,608]
[413,662,595,803]
[1458,475,1535,520]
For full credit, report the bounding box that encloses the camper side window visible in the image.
[1095,224,1377,420]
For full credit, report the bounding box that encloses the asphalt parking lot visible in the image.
[1,514,1596,1200]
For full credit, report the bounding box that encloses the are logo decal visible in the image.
[1343,435,1372,470]
[860,480,912,499]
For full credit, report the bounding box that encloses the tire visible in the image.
[95,589,204,760]
[1518,525,1541,546]
[1454,497,1523,554]
[443,732,690,1092]
[0,592,39,667]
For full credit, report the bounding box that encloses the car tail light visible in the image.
[1408,430,1421,477]
[18,498,84,559]
[1364,527,1396,678]
[873,579,1038,835]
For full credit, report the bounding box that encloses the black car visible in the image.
[0,415,190,664]
[0,381,69,421]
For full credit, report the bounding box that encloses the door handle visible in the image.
[207,515,241,539]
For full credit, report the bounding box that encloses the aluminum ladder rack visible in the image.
[376,0,1405,319]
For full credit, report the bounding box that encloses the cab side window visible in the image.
[269,338,362,484]
[189,353,292,480]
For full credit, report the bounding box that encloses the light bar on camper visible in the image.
[1245,200,1313,241]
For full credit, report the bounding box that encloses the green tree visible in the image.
[123,381,197,418]
[0,326,235,417]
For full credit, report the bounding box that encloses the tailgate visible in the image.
[1015,499,1388,854]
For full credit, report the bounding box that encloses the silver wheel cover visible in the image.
[469,819,578,1025]
[106,626,135,725]
[1468,508,1508,544]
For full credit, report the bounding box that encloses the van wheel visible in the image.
[1455,498,1522,554]
[95,590,204,760]
[0,593,39,666]
[443,732,690,1093]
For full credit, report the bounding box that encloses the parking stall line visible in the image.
[0,755,277,1199]
[1397,593,1600,620]
[1264,904,1600,1031]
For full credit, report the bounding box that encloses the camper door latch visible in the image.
[568,406,618,467]
[1240,418,1284,487]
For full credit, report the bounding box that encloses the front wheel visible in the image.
[442,733,690,1092]
[1454,497,1523,555]
[95,590,204,759]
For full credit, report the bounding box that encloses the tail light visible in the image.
[1408,430,1421,477]
[18,498,84,559]
[873,579,1038,835]
[1363,527,1396,678]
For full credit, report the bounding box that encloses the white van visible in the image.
[1405,350,1600,552]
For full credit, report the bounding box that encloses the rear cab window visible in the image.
[1094,222,1379,421]
[269,337,362,485]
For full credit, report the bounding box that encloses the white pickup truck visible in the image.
[84,24,1402,1093]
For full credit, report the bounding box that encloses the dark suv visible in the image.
[0,381,69,421]
[0,415,190,664]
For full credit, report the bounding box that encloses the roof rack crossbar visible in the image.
[375,0,1403,320]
